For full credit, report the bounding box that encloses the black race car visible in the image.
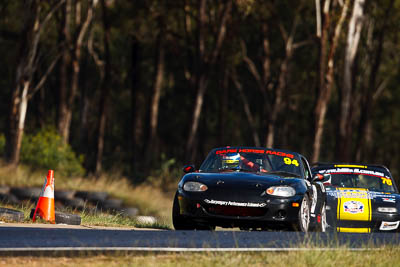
[172,146,324,231]
[311,163,400,233]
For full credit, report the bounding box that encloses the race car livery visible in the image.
[312,163,400,233]
[173,146,324,231]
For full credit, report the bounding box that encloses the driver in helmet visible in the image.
[221,153,267,172]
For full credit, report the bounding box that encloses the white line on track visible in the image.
[0,247,390,252]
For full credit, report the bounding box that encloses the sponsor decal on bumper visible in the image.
[337,188,372,221]
[379,221,400,231]
[382,198,396,203]
[343,200,364,214]
[204,199,267,208]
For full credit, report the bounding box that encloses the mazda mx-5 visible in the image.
[172,146,324,231]
[312,163,400,233]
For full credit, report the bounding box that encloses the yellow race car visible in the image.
[311,163,400,233]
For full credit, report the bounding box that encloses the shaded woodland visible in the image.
[0,0,400,181]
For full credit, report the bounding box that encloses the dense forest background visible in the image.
[0,0,399,182]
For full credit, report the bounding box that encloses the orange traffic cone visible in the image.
[32,170,55,223]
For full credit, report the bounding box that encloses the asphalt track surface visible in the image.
[1,223,400,254]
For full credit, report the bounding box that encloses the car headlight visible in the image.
[377,207,397,213]
[266,186,296,197]
[183,181,208,192]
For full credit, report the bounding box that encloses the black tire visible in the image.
[55,211,81,225]
[0,193,20,204]
[172,192,215,230]
[0,207,24,222]
[100,198,123,211]
[297,194,311,232]
[75,191,108,203]
[172,192,193,230]
[10,187,41,201]
[63,197,86,210]
[55,190,76,201]
[29,208,35,219]
[30,208,81,225]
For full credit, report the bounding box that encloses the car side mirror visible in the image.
[312,173,331,183]
[183,164,196,173]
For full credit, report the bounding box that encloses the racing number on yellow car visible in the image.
[381,177,392,186]
[284,157,299,167]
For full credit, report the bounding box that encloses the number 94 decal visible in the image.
[284,157,299,167]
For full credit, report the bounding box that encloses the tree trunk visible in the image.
[185,0,232,161]
[265,11,299,148]
[312,0,350,163]
[231,70,261,147]
[146,8,166,165]
[6,0,64,165]
[336,0,365,161]
[240,20,272,146]
[186,75,207,161]
[265,57,287,148]
[6,0,38,165]
[95,0,111,175]
[241,2,303,149]
[7,81,30,165]
[130,37,145,174]
[57,0,72,144]
[58,0,98,144]
[148,45,164,150]
[218,65,229,146]
[185,0,207,161]
[355,0,394,162]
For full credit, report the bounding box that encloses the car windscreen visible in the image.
[199,148,302,177]
[316,167,397,193]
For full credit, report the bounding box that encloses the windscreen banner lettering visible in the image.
[215,149,294,158]
[216,149,239,154]
[319,168,385,177]
[265,150,294,158]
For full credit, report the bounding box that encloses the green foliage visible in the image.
[20,127,85,177]
[147,154,182,191]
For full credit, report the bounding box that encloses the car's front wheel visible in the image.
[298,194,310,232]
[172,192,191,230]
[172,192,215,230]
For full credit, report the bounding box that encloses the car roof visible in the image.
[311,162,391,173]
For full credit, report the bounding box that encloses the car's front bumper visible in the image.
[177,191,303,229]
[326,210,400,232]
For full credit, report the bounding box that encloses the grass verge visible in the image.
[1,249,400,266]
[0,161,175,229]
